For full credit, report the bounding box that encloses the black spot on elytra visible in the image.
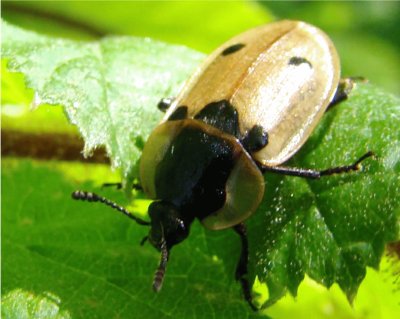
[221,43,245,56]
[288,56,312,68]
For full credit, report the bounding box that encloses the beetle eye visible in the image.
[173,218,188,241]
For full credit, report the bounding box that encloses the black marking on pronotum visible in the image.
[194,99,240,137]
[168,106,188,121]
[288,56,312,68]
[221,43,246,56]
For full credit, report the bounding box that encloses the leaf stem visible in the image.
[3,2,106,38]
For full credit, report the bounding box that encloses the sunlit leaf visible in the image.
[2,20,399,315]
[2,160,258,318]
[249,84,399,307]
[1,20,204,183]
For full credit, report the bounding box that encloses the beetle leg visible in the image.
[157,97,175,112]
[140,236,149,246]
[101,182,143,191]
[259,151,374,178]
[102,182,124,189]
[71,190,150,225]
[327,77,354,109]
[241,125,269,153]
[327,77,367,110]
[233,223,258,311]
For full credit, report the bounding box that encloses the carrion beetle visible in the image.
[72,20,373,310]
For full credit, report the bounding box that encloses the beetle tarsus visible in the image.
[259,151,374,179]
[319,151,375,177]
[233,223,258,311]
[71,190,150,225]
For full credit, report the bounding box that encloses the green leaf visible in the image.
[2,289,71,319]
[1,20,205,182]
[3,161,399,318]
[1,160,260,319]
[249,84,400,307]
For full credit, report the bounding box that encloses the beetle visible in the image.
[72,20,373,310]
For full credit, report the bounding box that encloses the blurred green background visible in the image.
[2,0,399,95]
[2,1,399,318]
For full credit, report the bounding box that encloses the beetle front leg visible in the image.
[233,223,257,311]
[259,151,374,178]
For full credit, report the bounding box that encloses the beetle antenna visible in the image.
[153,224,169,292]
[72,190,150,226]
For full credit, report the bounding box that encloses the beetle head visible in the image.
[145,200,191,292]
[70,190,190,292]
[147,200,190,250]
